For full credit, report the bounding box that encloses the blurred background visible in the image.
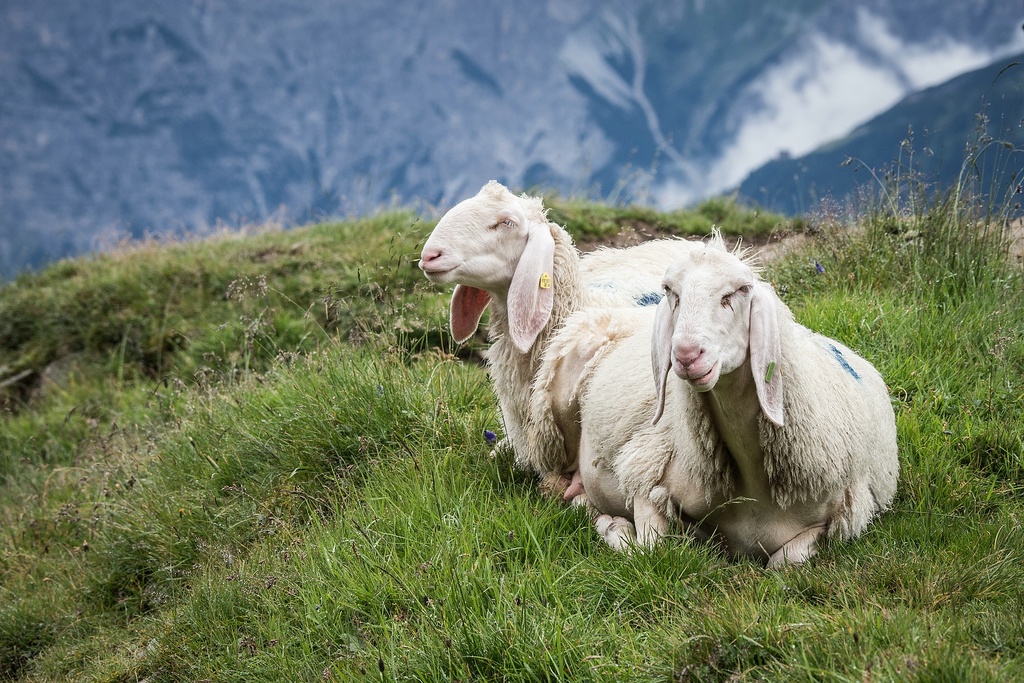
[2,0,1022,278]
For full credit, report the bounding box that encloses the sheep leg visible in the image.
[632,493,669,548]
[767,524,826,569]
[591,496,667,553]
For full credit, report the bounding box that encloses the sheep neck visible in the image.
[704,358,769,495]
[483,225,586,458]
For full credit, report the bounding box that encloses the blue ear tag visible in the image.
[765,361,777,383]
[539,272,551,289]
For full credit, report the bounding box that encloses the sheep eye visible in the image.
[723,284,752,308]
[494,218,515,230]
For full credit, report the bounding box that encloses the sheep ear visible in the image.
[507,220,555,353]
[749,282,784,426]
[650,297,674,425]
[450,285,491,343]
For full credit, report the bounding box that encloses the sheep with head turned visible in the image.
[533,232,899,565]
[419,180,699,497]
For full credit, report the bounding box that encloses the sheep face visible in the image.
[657,252,756,389]
[419,180,556,352]
[651,241,784,426]
[420,181,526,289]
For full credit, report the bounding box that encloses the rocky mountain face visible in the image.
[2,0,1022,277]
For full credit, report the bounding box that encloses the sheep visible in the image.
[535,232,899,566]
[418,180,699,496]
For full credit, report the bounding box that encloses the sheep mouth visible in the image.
[420,263,457,280]
[685,361,719,388]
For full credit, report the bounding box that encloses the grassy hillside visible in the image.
[1,190,1022,682]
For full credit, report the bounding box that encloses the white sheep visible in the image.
[536,232,899,565]
[418,180,698,495]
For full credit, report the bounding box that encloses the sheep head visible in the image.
[651,233,784,427]
[419,180,556,353]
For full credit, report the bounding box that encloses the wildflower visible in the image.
[814,260,826,274]
[484,429,497,444]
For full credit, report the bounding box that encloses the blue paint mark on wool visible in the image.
[829,344,861,380]
[634,291,663,306]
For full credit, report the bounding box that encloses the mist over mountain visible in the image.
[737,54,1024,216]
[2,0,1022,277]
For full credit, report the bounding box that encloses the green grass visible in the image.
[0,213,439,388]
[547,194,797,244]
[1,187,1022,681]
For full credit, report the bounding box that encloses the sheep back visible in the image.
[757,307,899,529]
[581,238,700,308]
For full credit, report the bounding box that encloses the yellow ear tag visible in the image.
[539,272,552,289]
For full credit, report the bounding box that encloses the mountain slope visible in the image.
[737,53,1024,215]
[2,0,1021,277]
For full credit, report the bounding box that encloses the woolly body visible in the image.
[537,234,899,564]
[419,180,699,484]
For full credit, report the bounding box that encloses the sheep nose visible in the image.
[419,248,442,268]
[674,344,704,370]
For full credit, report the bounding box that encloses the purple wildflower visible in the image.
[483,429,497,444]
[814,260,826,274]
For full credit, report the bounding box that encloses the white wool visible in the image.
[420,181,699,485]
[536,233,899,566]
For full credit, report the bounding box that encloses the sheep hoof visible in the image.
[594,514,636,552]
[766,526,823,569]
[567,493,589,508]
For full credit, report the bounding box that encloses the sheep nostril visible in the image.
[675,346,703,369]
[420,249,442,265]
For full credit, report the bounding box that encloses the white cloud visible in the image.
[652,9,1024,208]
[855,9,1019,90]
[559,21,633,110]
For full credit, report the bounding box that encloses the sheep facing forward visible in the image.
[419,180,699,495]
[535,233,899,566]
